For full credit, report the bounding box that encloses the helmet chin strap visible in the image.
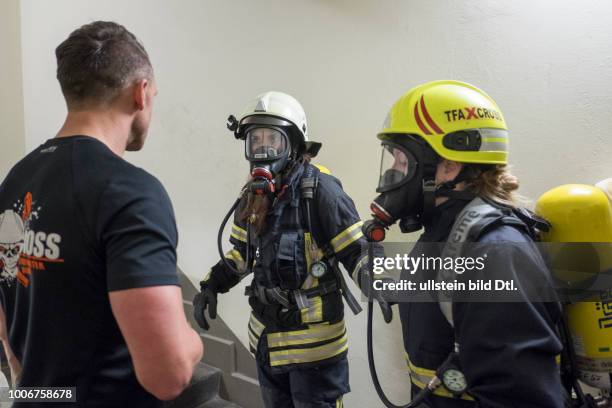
[421,165,476,227]
[435,166,477,200]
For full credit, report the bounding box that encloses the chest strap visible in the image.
[301,164,362,315]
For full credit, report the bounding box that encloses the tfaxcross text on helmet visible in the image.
[444,107,503,122]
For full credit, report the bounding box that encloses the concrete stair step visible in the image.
[179,269,260,408]
[165,362,222,408]
[195,396,242,408]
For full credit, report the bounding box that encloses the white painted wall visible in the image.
[18,1,612,406]
[0,0,25,178]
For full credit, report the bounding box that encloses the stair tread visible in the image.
[196,396,242,408]
[192,362,222,381]
[166,363,222,407]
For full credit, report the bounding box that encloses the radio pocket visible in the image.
[276,231,306,290]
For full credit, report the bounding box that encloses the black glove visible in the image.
[358,271,394,324]
[193,279,219,331]
[193,259,243,330]
[377,299,394,324]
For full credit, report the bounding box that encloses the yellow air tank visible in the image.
[536,182,612,393]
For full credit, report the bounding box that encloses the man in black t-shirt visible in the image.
[0,21,203,407]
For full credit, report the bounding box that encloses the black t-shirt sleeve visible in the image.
[97,169,179,292]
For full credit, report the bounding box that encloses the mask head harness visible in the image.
[363,134,476,242]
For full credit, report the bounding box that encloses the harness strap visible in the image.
[245,280,340,309]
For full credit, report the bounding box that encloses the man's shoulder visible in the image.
[103,162,168,205]
[69,138,165,197]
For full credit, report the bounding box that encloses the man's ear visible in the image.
[133,79,148,111]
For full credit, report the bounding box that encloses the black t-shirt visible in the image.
[0,136,179,407]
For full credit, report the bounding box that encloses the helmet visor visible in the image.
[377,142,418,191]
[245,127,289,161]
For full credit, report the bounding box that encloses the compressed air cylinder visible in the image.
[536,183,612,392]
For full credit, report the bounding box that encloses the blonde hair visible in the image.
[467,164,522,208]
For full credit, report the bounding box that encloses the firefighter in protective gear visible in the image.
[366,80,564,407]
[193,91,391,408]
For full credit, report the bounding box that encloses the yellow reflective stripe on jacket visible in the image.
[248,329,259,352]
[269,332,348,367]
[330,221,364,253]
[301,274,318,291]
[304,232,324,273]
[249,313,264,336]
[230,223,247,243]
[267,320,345,348]
[248,313,265,352]
[300,296,323,324]
[335,396,343,408]
[313,164,332,175]
[351,254,369,288]
[405,353,474,401]
[225,248,245,272]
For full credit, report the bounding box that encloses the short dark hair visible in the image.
[55,21,153,109]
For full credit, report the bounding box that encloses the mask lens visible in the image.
[246,128,288,160]
[377,143,416,190]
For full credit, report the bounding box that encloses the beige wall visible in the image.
[17,0,612,406]
[0,0,25,178]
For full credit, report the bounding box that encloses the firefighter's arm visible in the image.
[205,216,252,292]
[315,174,393,321]
[193,219,251,331]
[453,235,564,407]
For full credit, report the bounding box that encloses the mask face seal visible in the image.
[372,140,427,231]
[245,126,292,195]
[377,142,418,192]
[364,136,439,240]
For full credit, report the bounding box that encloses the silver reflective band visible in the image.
[330,221,364,253]
[231,223,247,243]
[269,332,348,366]
[267,320,346,348]
[478,128,508,152]
[351,254,369,286]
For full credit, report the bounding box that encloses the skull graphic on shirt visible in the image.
[0,210,25,280]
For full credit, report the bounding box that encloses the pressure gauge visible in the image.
[310,261,328,278]
[441,367,468,396]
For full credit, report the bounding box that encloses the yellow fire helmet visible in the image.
[380,80,509,165]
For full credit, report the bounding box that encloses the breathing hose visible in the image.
[218,196,243,276]
[366,240,434,408]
